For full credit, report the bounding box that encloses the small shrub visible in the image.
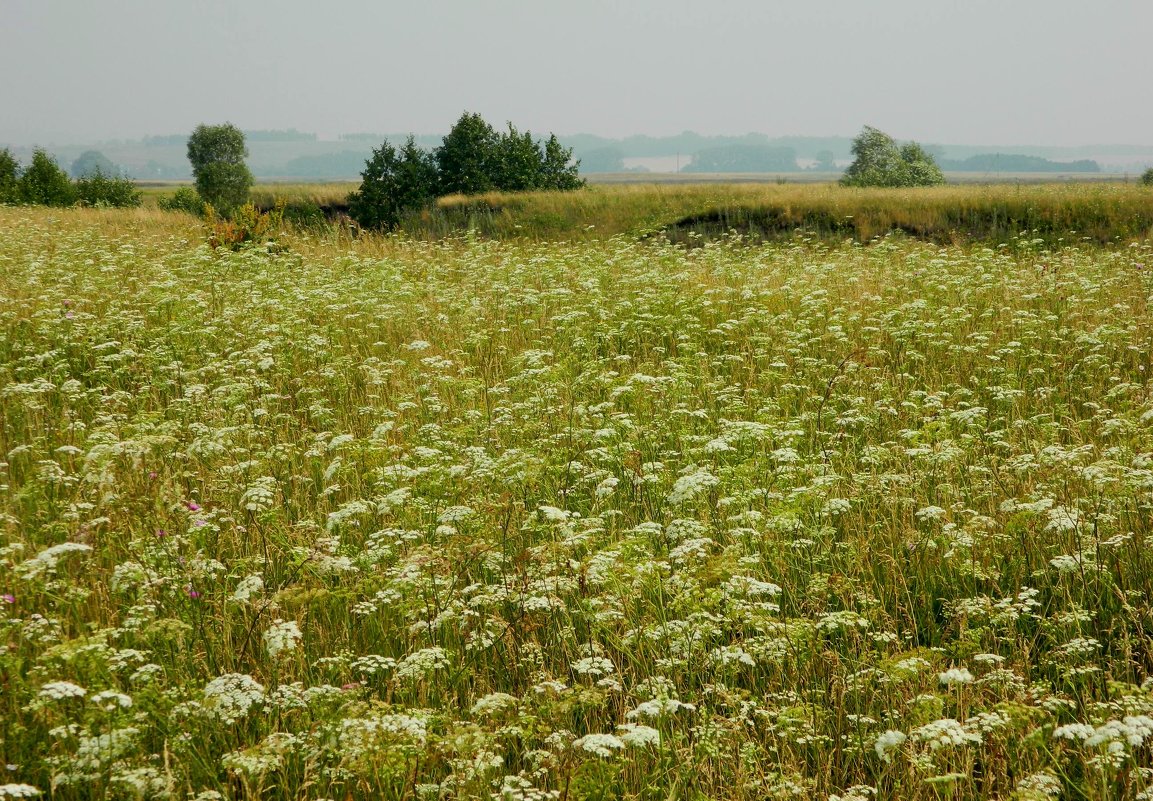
[205,202,285,251]
[158,187,206,215]
[1141,168,1153,187]
[75,169,142,208]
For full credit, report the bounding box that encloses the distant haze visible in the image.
[2,0,1151,148]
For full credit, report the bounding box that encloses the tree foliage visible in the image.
[435,112,500,196]
[352,112,584,231]
[0,148,18,203]
[75,169,142,208]
[1142,168,1153,187]
[540,134,583,190]
[18,149,77,206]
[158,187,207,216]
[840,126,945,187]
[187,123,253,215]
[348,137,438,231]
[70,150,116,179]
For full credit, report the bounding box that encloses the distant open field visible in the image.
[2,204,1153,799]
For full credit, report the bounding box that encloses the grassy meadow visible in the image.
[427,182,1153,244]
[2,198,1153,800]
[198,181,1153,246]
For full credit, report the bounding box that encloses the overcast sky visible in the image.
[2,0,1150,147]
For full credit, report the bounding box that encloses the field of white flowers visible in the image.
[1,208,1153,800]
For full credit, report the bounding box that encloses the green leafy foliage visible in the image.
[1141,168,1153,187]
[74,169,142,208]
[348,136,438,231]
[434,112,583,195]
[0,148,18,203]
[187,123,254,215]
[840,126,945,187]
[435,112,501,196]
[158,186,206,215]
[17,149,77,206]
[493,123,546,191]
[352,113,583,231]
[540,133,584,190]
[205,201,285,250]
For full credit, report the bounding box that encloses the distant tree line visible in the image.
[144,128,316,146]
[683,145,799,173]
[936,154,1100,173]
[348,112,584,231]
[0,147,140,207]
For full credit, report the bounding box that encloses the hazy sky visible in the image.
[2,0,1151,146]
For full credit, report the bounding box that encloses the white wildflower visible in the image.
[38,681,87,700]
[938,667,974,686]
[394,647,450,680]
[1053,723,1095,741]
[666,468,719,505]
[15,542,92,580]
[263,619,302,659]
[437,506,475,524]
[822,498,852,516]
[1044,506,1080,533]
[231,574,264,603]
[915,506,947,523]
[203,673,265,723]
[471,692,519,717]
[874,730,906,762]
[617,724,660,747]
[627,697,696,719]
[573,733,625,758]
[1016,771,1062,798]
[571,656,615,677]
[90,690,132,710]
[912,718,981,750]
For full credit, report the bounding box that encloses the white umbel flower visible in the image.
[573,733,625,757]
[938,667,975,686]
[874,729,906,762]
[263,619,302,659]
[39,681,87,700]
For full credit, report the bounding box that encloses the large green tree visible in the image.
[186,123,253,215]
[840,126,944,187]
[348,136,438,231]
[435,112,500,195]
